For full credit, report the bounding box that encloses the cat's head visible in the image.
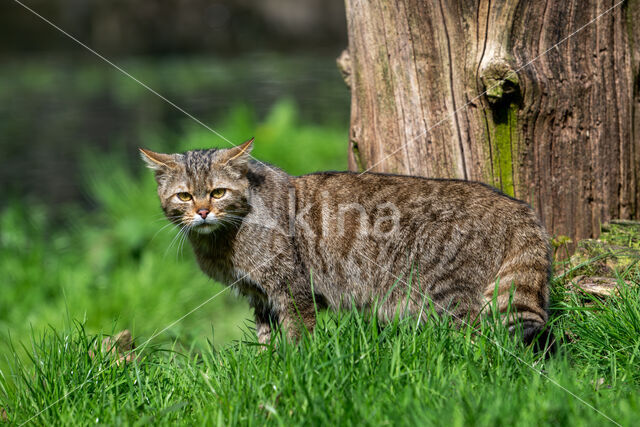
[140,138,254,234]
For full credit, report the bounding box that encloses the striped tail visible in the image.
[484,229,555,352]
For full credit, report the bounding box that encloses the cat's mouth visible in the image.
[192,223,220,234]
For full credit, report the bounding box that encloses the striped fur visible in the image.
[141,141,553,349]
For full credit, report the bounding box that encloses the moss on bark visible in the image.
[491,102,518,197]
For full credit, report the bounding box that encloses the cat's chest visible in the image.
[189,232,263,285]
[190,238,235,281]
[192,245,270,307]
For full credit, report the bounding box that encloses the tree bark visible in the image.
[343,0,640,243]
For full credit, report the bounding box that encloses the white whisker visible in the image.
[150,221,180,243]
[178,225,192,259]
[164,222,189,259]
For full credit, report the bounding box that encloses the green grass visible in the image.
[2,281,640,425]
[2,101,640,424]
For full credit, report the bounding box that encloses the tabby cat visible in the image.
[141,139,553,349]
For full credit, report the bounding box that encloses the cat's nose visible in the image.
[197,209,209,219]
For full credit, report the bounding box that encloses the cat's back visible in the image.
[293,171,534,221]
[291,170,547,267]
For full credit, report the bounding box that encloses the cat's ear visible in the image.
[219,137,254,168]
[139,148,179,171]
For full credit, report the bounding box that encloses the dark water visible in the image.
[0,52,350,213]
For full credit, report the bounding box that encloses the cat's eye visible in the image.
[176,192,192,201]
[211,188,226,199]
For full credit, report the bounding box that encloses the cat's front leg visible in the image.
[271,288,317,342]
[252,278,317,343]
[252,300,275,345]
[256,319,272,345]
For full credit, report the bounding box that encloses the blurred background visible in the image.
[0,0,350,356]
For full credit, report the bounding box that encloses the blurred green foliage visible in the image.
[0,54,349,212]
[0,100,348,367]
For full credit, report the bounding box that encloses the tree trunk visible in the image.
[342,0,640,243]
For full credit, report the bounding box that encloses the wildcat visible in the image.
[141,138,553,349]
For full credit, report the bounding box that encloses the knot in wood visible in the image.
[336,49,352,89]
[480,60,520,104]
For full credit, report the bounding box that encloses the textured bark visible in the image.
[343,0,640,243]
